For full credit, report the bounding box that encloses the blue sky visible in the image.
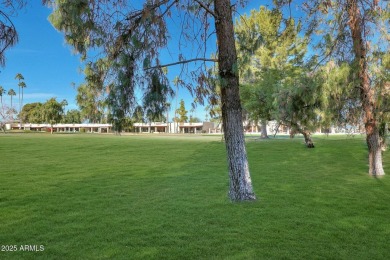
[0,2,83,111]
[0,1,274,121]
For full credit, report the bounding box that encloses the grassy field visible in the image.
[0,133,389,259]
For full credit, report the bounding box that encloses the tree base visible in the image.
[229,192,257,202]
[306,143,315,148]
[369,171,385,177]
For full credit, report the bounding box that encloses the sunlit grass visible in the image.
[0,133,389,259]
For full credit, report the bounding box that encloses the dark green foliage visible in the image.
[319,61,360,129]
[189,116,201,123]
[143,72,174,123]
[47,0,173,128]
[43,98,63,125]
[107,54,136,132]
[132,105,145,123]
[63,109,82,124]
[274,73,322,135]
[175,99,188,123]
[20,102,44,123]
[76,59,108,123]
[236,6,309,131]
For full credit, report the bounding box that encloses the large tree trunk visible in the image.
[367,131,384,175]
[347,0,384,176]
[302,130,314,148]
[214,0,256,201]
[260,119,269,139]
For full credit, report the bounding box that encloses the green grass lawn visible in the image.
[0,133,389,259]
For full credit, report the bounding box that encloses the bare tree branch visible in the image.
[146,58,217,70]
[0,9,19,66]
[194,0,217,18]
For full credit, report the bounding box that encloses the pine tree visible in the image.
[176,99,188,123]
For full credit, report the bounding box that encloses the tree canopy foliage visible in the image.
[235,6,320,146]
[20,98,71,125]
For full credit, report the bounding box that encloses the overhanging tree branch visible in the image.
[145,58,218,70]
[0,10,18,60]
[194,0,217,18]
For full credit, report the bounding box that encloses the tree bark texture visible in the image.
[302,130,314,148]
[214,0,256,201]
[347,0,384,176]
[260,119,269,139]
[379,123,388,151]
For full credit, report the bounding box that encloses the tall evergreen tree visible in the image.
[176,99,188,123]
[43,98,63,134]
[235,6,312,144]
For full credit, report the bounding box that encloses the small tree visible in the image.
[235,6,307,140]
[0,104,14,133]
[60,99,68,122]
[176,99,188,123]
[76,60,108,123]
[43,98,63,134]
[132,105,145,123]
[274,72,323,148]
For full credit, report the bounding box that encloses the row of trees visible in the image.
[0,86,16,107]
[0,73,26,112]
[19,98,80,125]
[20,97,201,126]
[0,72,27,131]
[233,2,389,176]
